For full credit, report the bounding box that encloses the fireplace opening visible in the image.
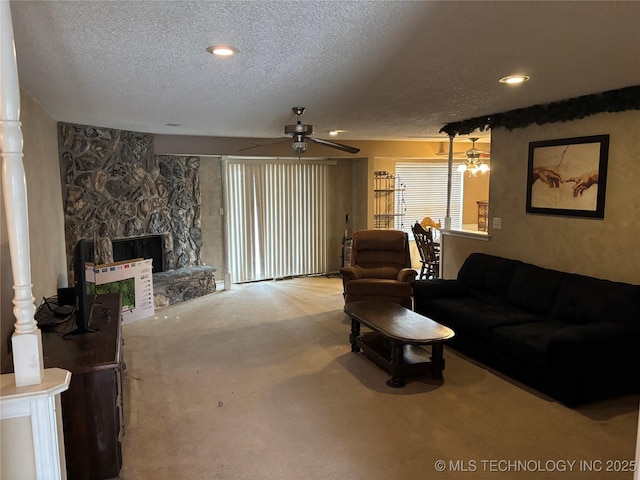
[111,234,165,273]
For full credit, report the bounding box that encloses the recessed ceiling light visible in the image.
[499,75,530,85]
[206,45,238,57]
[328,130,344,136]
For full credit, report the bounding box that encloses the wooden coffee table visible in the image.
[344,301,455,387]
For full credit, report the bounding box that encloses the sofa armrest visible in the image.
[411,279,468,300]
[339,266,362,282]
[546,322,639,405]
[398,268,417,282]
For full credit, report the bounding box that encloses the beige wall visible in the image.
[1,416,36,479]
[1,90,66,359]
[199,157,224,273]
[442,110,640,284]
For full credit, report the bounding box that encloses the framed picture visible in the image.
[526,134,609,218]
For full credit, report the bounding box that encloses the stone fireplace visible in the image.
[58,123,215,307]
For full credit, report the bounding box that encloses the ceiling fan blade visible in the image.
[435,141,466,157]
[237,138,290,152]
[466,137,491,157]
[309,136,360,154]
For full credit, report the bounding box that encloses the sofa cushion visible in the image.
[425,297,540,340]
[551,274,640,325]
[548,322,630,350]
[506,264,565,316]
[491,320,571,367]
[457,253,521,297]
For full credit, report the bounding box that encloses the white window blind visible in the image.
[394,162,464,233]
[227,160,328,283]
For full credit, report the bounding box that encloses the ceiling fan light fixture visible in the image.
[292,139,307,152]
[499,74,529,85]
[292,140,307,160]
[206,45,238,57]
[458,137,490,176]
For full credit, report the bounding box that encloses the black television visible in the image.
[67,238,99,336]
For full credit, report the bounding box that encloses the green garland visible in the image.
[440,85,640,136]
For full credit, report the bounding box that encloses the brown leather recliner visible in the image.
[340,229,417,308]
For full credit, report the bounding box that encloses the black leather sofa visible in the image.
[412,253,640,406]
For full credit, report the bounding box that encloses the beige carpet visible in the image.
[121,276,639,480]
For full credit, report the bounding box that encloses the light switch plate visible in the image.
[493,217,502,230]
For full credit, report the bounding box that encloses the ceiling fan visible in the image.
[284,107,360,156]
[237,107,360,156]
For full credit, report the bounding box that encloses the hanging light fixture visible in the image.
[457,138,490,175]
[291,133,307,159]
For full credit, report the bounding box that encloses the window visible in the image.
[394,162,464,234]
[226,159,329,283]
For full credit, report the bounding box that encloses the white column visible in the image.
[1,368,71,479]
[221,156,232,289]
[1,0,45,386]
[444,133,454,230]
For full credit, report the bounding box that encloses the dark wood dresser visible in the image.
[42,293,124,480]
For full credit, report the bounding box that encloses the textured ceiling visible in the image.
[9,1,640,144]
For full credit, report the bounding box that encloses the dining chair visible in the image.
[411,222,440,279]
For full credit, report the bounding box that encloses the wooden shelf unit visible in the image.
[374,171,405,230]
[42,293,124,480]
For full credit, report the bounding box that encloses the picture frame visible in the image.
[526,134,609,218]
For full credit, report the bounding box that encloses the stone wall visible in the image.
[58,123,202,276]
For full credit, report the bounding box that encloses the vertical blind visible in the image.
[227,159,328,283]
[394,162,464,233]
